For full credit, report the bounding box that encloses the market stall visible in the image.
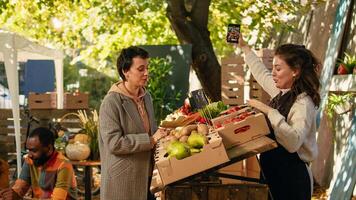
[0,30,64,176]
[150,89,277,199]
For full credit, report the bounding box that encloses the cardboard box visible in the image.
[154,131,229,186]
[211,113,270,149]
[151,136,277,193]
[63,92,89,109]
[28,92,57,109]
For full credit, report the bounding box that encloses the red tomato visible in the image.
[215,123,222,128]
[338,64,349,75]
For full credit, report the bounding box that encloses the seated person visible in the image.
[0,127,77,200]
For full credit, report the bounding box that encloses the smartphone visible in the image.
[226,24,240,43]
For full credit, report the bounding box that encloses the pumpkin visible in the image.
[65,142,91,161]
[74,134,90,144]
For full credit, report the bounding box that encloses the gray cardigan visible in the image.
[99,91,157,200]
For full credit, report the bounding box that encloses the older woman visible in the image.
[238,36,320,200]
[99,46,166,200]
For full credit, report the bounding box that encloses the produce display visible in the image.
[160,100,231,129]
[156,99,268,160]
[160,100,202,128]
[211,105,255,128]
[198,101,228,120]
[161,124,210,160]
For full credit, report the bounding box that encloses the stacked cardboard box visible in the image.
[63,92,89,109]
[221,56,245,106]
[28,92,57,109]
[150,136,277,193]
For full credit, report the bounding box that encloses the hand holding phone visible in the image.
[226,24,240,43]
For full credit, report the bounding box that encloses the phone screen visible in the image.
[226,24,240,43]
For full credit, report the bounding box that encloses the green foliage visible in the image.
[0,0,321,74]
[198,101,228,119]
[209,0,323,56]
[326,93,353,119]
[337,52,356,72]
[147,58,182,124]
[63,57,116,110]
[77,110,100,161]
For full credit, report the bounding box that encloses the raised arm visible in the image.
[238,35,280,98]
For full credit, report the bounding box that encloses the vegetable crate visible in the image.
[28,92,57,109]
[221,56,245,106]
[161,183,268,200]
[249,75,271,105]
[211,109,270,149]
[152,131,229,188]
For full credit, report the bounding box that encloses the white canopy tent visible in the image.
[0,30,64,176]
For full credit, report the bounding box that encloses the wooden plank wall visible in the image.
[0,109,84,162]
[0,109,27,162]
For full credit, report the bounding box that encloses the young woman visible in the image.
[99,46,166,200]
[238,36,320,200]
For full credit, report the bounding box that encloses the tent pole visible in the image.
[3,48,22,177]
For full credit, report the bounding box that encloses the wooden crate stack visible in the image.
[221,56,245,106]
[249,49,274,105]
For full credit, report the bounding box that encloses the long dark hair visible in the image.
[275,44,321,107]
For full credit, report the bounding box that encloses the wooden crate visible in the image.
[221,56,245,106]
[28,92,57,109]
[63,92,89,109]
[162,183,268,200]
[249,76,271,105]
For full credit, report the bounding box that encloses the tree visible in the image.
[167,0,221,101]
[166,0,321,101]
[0,0,321,101]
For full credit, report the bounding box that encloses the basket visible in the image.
[58,111,100,161]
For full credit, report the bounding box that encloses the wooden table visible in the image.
[70,160,100,200]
